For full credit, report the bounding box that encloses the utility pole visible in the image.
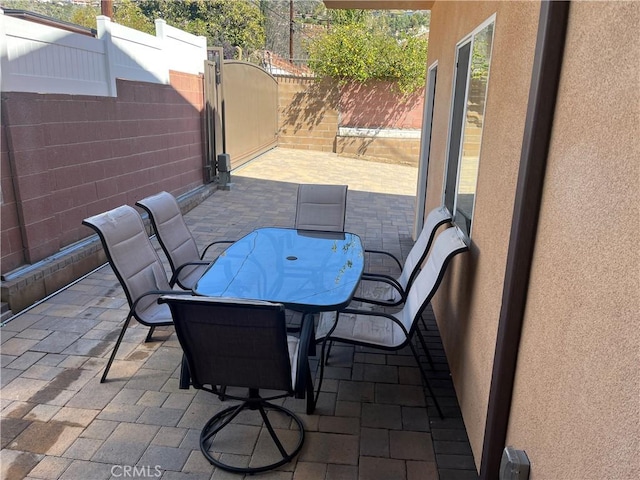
[289,0,294,63]
[101,0,113,18]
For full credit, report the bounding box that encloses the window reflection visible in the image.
[455,22,494,236]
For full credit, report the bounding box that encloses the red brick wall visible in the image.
[339,81,424,129]
[1,72,205,270]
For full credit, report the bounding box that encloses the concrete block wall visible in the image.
[336,135,421,167]
[276,76,423,164]
[1,71,208,312]
[277,76,340,152]
[340,81,424,129]
[1,72,205,273]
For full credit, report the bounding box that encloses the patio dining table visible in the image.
[187,227,365,407]
[193,227,365,313]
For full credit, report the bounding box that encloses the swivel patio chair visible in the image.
[294,184,348,232]
[315,226,468,419]
[355,205,452,307]
[159,295,315,474]
[136,191,234,290]
[82,205,190,383]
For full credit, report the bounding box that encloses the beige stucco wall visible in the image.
[425,0,540,467]
[506,3,640,479]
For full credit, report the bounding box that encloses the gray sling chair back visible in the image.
[322,206,451,367]
[294,184,348,232]
[356,205,452,307]
[82,205,190,383]
[136,191,234,290]
[159,295,315,474]
[314,226,469,419]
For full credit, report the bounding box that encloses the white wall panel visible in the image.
[0,10,207,97]
[157,20,207,75]
[101,17,168,85]
[0,13,109,95]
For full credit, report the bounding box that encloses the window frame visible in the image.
[414,61,438,239]
[442,14,496,239]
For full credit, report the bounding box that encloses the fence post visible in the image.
[155,18,166,41]
[96,15,117,97]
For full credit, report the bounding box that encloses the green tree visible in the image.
[4,0,77,23]
[68,1,153,33]
[137,0,265,57]
[114,0,155,34]
[70,5,99,30]
[327,8,368,26]
[306,10,428,94]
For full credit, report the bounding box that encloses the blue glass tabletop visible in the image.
[193,227,364,311]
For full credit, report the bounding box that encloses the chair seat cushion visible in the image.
[177,263,209,290]
[135,300,173,326]
[316,311,407,349]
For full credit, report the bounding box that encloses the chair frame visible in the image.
[82,206,190,383]
[323,206,451,367]
[160,296,315,473]
[355,206,452,307]
[136,191,234,290]
[315,227,468,419]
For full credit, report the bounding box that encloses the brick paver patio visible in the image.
[1,148,477,480]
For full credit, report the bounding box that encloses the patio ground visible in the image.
[1,148,477,480]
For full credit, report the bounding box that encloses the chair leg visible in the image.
[408,341,444,419]
[101,312,134,383]
[415,329,435,370]
[145,326,155,342]
[305,362,315,414]
[179,355,190,389]
[313,337,331,408]
[218,386,227,401]
[200,399,304,474]
[258,404,288,457]
[324,340,334,365]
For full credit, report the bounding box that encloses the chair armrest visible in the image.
[364,249,402,271]
[169,261,211,287]
[352,274,405,307]
[131,289,192,322]
[360,272,403,291]
[200,240,235,259]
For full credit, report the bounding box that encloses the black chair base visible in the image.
[200,397,305,474]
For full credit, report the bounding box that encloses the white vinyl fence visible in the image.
[0,9,207,97]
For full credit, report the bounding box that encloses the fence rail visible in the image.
[258,51,315,78]
[0,9,207,97]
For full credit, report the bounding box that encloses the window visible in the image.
[414,62,438,238]
[443,18,495,238]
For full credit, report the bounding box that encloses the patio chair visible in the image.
[294,184,348,232]
[355,205,452,307]
[82,205,190,383]
[158,295,315,474]
[315,226,468,419]
[136,191,234,290]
